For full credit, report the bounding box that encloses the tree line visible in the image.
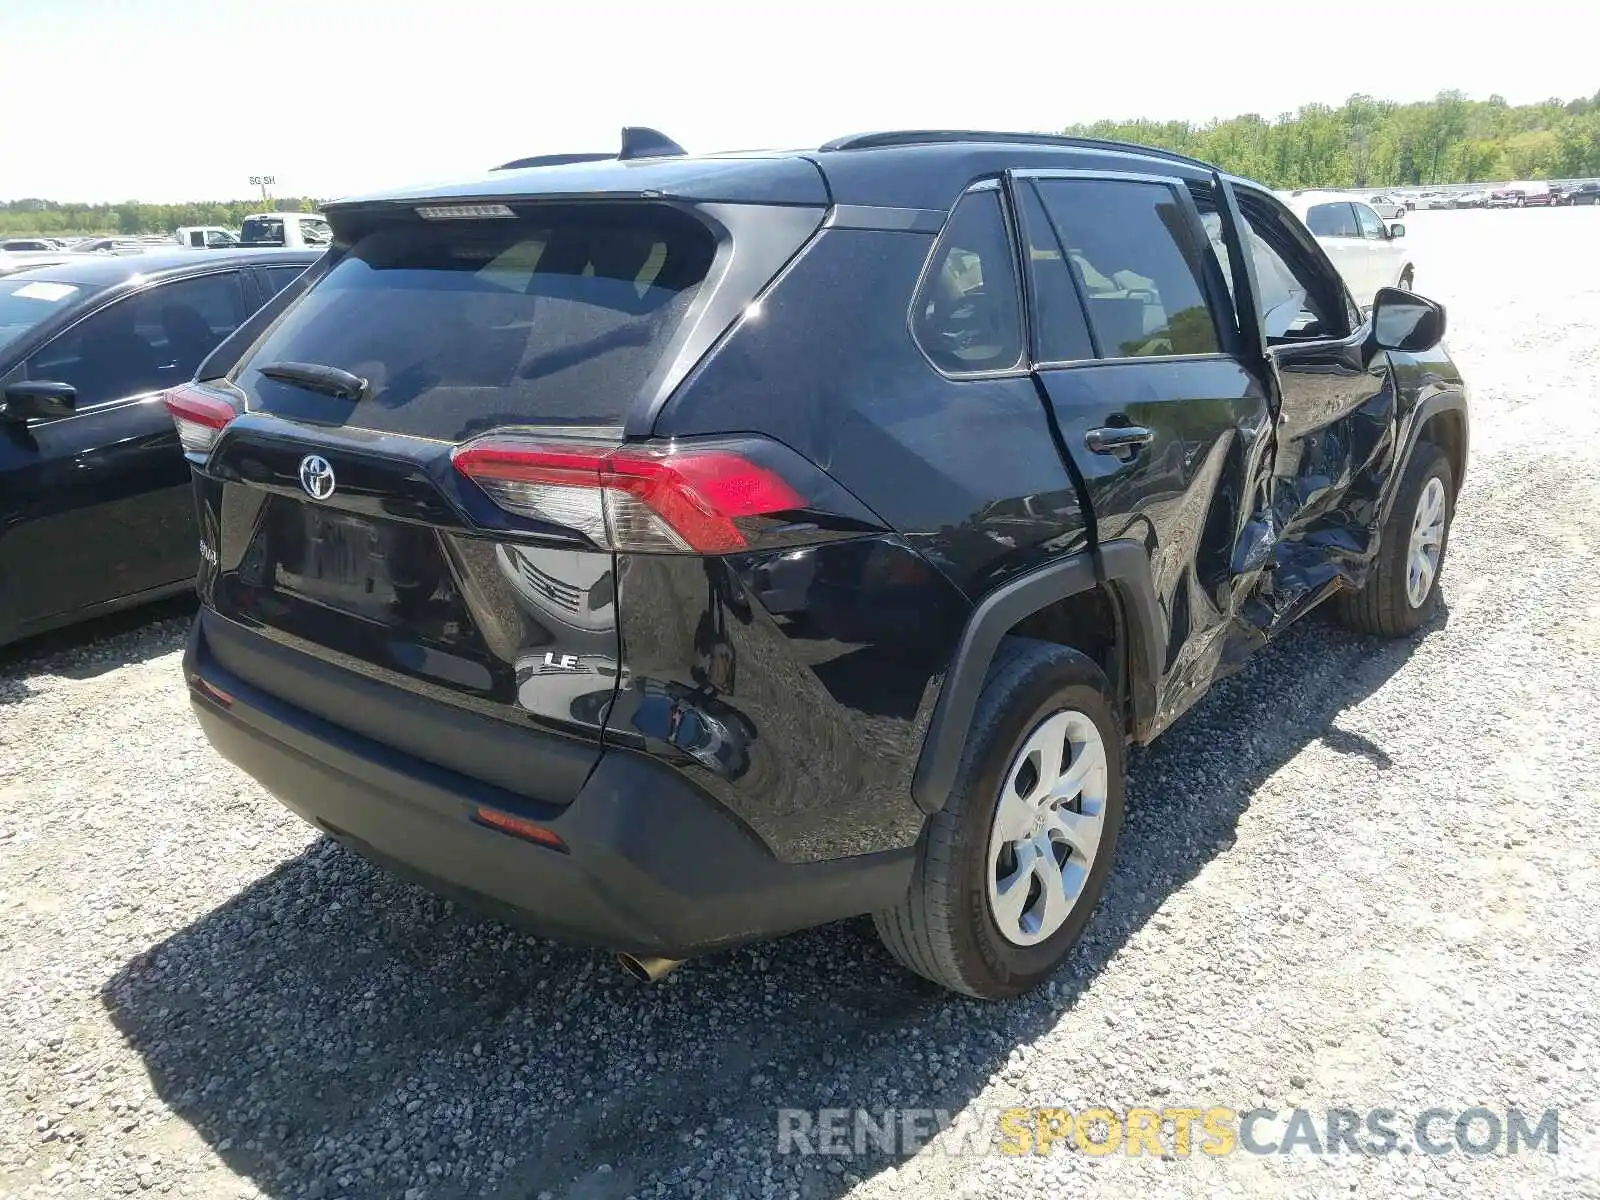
[0,197,324,239]
[1066,90,1600,190]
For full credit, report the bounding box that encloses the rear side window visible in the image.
[237,205,717,438]
[261,265,308,297]
[1305,203,1359,237]
[1035,179,1220,359]
[1015,183,1095,363]
[911,190,1023,375]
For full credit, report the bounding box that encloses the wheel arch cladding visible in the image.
[910,541,1162,814]
[1416,400,1468,495]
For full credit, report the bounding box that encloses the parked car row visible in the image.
[0,214,332,278]
[1394,181,1600,209]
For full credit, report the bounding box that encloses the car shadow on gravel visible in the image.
[100,603,1444,1200]
[0,596,196,705]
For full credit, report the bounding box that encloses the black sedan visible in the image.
[0,248,319,646]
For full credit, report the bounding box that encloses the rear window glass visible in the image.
[1305,203,1358,237]
[237,206,717,438]
[240,217,285,245]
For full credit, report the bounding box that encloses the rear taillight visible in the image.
[452,440,807,554]
[164,382,238,457]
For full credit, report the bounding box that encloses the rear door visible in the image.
[0,270,247,626]
[1009,170,1276,729]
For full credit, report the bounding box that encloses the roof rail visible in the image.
[493,152,614,171]
[819,129,1218,172]
[493,127,686,172]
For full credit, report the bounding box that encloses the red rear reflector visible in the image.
[452,441,805,554]
[189,676,235,707]
[164,383,238,457]
[472,806,567,851]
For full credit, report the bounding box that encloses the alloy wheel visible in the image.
[985,709,1109,947]
[1406,475,1447,608]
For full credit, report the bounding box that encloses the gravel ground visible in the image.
[3,208,1600,1200]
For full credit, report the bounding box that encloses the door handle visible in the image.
[1084,424,1154,455]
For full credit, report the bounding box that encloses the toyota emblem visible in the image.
[299,454,336,500]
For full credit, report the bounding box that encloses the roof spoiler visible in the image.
[493,126,687,172]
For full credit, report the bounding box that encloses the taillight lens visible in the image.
[164,382,238,457]
[452,440,807,554]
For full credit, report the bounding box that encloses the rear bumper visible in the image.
[185,615,913,956]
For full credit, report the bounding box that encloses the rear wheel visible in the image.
[1336,441,1453,636]
[1399,267,1415,292]
[874,638,1124,999]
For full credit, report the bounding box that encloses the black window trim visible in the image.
[1233,187,1369,354]
[18,267,248,420]
[1009,167,1239,370]
[905,177,1032,381]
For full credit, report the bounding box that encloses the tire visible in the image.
[874,637,1125,999]
[1399,267,1415,292]
[1335,441,1453,636]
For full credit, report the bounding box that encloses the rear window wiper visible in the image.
[257,361,368,401]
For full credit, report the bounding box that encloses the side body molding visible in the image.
[910,538,1163,814]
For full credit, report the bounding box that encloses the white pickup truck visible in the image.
[237,212,333,249]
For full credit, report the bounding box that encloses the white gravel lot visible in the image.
[3,207,1600,1200]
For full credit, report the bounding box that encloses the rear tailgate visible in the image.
[189,197,823,802]
[196,415,622,803]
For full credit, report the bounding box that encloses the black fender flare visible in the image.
[910,539,1163,814]
[1385,387,1470,520]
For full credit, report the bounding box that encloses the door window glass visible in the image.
[262,265,309,297]
[1035,179,1219,359]
[1353,204,1387,240]
[1197,196,1353,342]
[1015,183,1095,362]
[25,272,245,407]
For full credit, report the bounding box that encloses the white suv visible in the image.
[1285,192,1415,309]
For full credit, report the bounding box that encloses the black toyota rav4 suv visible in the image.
[172,128,1468,999]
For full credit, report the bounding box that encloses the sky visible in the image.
[1,0,1595,204]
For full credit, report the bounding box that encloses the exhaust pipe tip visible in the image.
[617,952,684,983]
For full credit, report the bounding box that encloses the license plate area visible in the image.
[264,502,453,627]
[303,508,380,594]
